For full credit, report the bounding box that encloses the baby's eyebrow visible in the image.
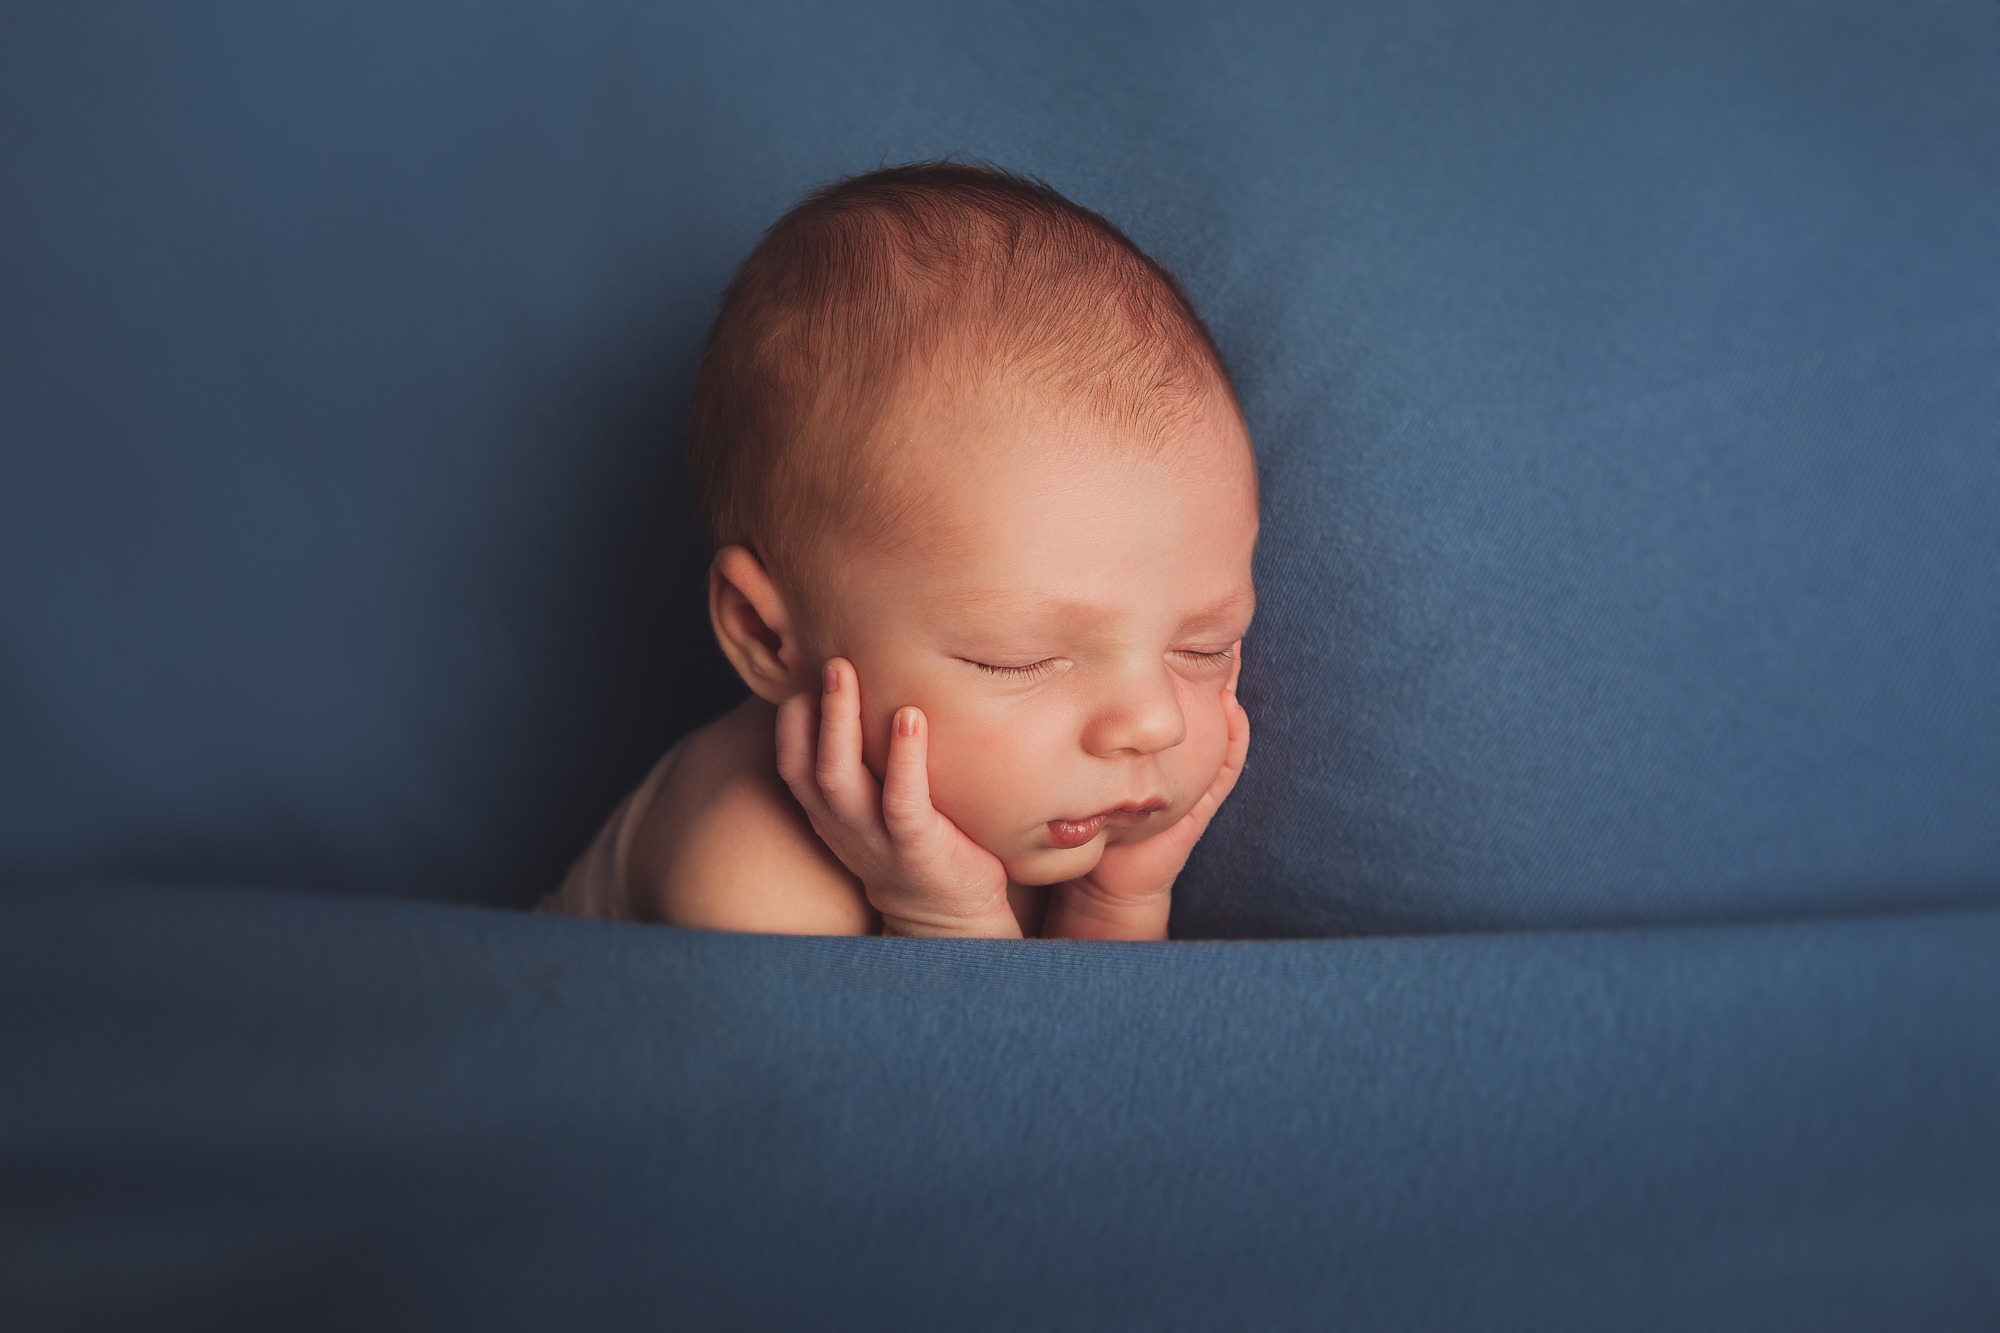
[947,590,1101,626]
[1178,588,1258,632]
[949,586,1256,630]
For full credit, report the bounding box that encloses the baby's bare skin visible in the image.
[593,377,1256,939]
[622,653,1246,938]
[619,696,880,935]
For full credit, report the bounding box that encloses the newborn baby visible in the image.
[543,163,1257,939]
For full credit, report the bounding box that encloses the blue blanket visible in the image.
[7,883,1998,1327]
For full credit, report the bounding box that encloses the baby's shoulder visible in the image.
[627,699,878,936]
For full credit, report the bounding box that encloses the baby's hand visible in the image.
[775,658,1022,938]
[1042,643,1251,941]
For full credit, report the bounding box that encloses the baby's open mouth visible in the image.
[1046,801,1168,849]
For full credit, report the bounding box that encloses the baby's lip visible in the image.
[1046,800,1168,849]
[1092,799,1169,827]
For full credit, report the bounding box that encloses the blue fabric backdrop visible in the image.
[5,0,1994,936]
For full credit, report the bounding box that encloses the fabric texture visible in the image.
[5,883,1998,1330]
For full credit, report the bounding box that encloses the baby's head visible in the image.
[694,163,1257,886]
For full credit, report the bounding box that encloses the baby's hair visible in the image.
[687,161,1238,596]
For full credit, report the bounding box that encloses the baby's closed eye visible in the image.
[957,648,1234,681]
[961,657,1064,680]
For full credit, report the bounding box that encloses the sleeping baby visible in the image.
[541,163,1256,939]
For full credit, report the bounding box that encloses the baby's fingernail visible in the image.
[896,707,918,738]
[823,663,839,694]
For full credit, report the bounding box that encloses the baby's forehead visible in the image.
[829,372,1256,598]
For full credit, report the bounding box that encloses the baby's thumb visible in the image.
[773,691,819,797]
[879,706,938,847]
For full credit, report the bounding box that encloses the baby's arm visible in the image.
[656,780,882,935]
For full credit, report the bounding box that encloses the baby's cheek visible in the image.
[923,713,1044,832]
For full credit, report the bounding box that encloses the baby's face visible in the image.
[815,379,1258,887]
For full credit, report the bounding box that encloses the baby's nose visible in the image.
[1082,667,1187,758]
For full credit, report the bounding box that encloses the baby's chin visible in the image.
[999,839,1108,887]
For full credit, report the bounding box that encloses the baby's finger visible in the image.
[774,691,831,820]
[1212,689,1253,800]
[879,706,941,849]
[814,657,879,824]
[1187,690,1252,831]
[1226,638,1244,696]
[1219,687,1251,784]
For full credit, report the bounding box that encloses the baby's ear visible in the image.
[708,545,811,703]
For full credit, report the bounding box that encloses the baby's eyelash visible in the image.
[966,658,1059,679]
[962,650,1233,679]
